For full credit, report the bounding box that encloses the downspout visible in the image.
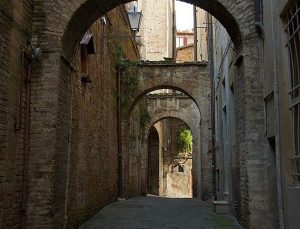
[117,67,123,198]
[193,6,197,61]
[269,0,285,227]
[255,0,264,36]
[20,51,32,229]
[172,0,176,60]
[208,14,217,200]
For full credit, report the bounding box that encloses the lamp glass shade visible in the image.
[128,11,142,32]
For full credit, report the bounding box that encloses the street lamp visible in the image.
[128,10,142,33]
[98,7,143,58]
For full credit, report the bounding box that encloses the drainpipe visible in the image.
[193,6,197,61]
[20,51,32,229]
[117,68,123,198]
[269,0,285,227]
[254,0,264,36]
[207,14,217,200]
[172,0,176,60]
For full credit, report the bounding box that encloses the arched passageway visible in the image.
[25,0,269,228]
[127,62,209,115]
[147,117,194,198]
[60,0,243,60]
[124,88,207,200]
[3,0,296,228]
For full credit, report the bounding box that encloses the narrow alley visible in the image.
[79,196,241,229]
[1,0,300,229]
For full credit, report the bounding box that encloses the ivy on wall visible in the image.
[176,127,193,158]
[114,46,139,116]
[114,46,151,137]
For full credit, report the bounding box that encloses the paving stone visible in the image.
[79,196,242,229]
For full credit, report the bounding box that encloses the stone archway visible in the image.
[144,97,203,198]
[59,0,244,60]
[148,117,194,198]
[128,62,209,116]
[29,0,268,228]
[124,86,204,197]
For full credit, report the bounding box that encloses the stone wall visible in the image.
[211,8,279,227]
[137,0,174,60]
[145,93,212,198]
[126,98,149,198]
[0,1,33,228]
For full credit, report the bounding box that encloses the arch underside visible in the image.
[62,0,243,59]
[129,84,201,117]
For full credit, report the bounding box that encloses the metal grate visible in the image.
[285,1,300,184]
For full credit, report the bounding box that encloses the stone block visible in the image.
[213,201,230,214]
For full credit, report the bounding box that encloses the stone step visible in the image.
[213,200,230,214]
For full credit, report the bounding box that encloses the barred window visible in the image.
[285,1,300,185]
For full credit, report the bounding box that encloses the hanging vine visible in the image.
[176,127,193,159]
[114,46,150,137]
[114,46,139,116]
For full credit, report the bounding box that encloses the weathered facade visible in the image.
[65,6,140,228]
[152,118,193,198]
[0,1,33,228]
[1,0,298,228]
[123,62,211,199]
[146,92,211,198]
[212,0,300,228]
[176,44,194,62]
[0,3,140,228]
[137,0,175,60]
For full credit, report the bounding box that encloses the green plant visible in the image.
[114,46,140,117]
[176,127,193,158]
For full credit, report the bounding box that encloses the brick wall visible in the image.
[65,6,139,227]
[0,1,33,228]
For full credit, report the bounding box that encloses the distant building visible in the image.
[137,0,176,61]
[176,8,209,62]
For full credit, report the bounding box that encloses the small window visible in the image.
[178,164,184,173]
[284,1,300,185]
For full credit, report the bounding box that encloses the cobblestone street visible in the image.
[79,196,242,229]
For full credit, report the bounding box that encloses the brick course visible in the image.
[0,1,33,228]
[65,7,139,228]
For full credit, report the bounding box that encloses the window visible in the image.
[285,1,300,184]
[178,164,184,173]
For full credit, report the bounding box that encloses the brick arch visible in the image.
[28,0,265,227]
[128,62,210,117]
[61,0,246,60]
